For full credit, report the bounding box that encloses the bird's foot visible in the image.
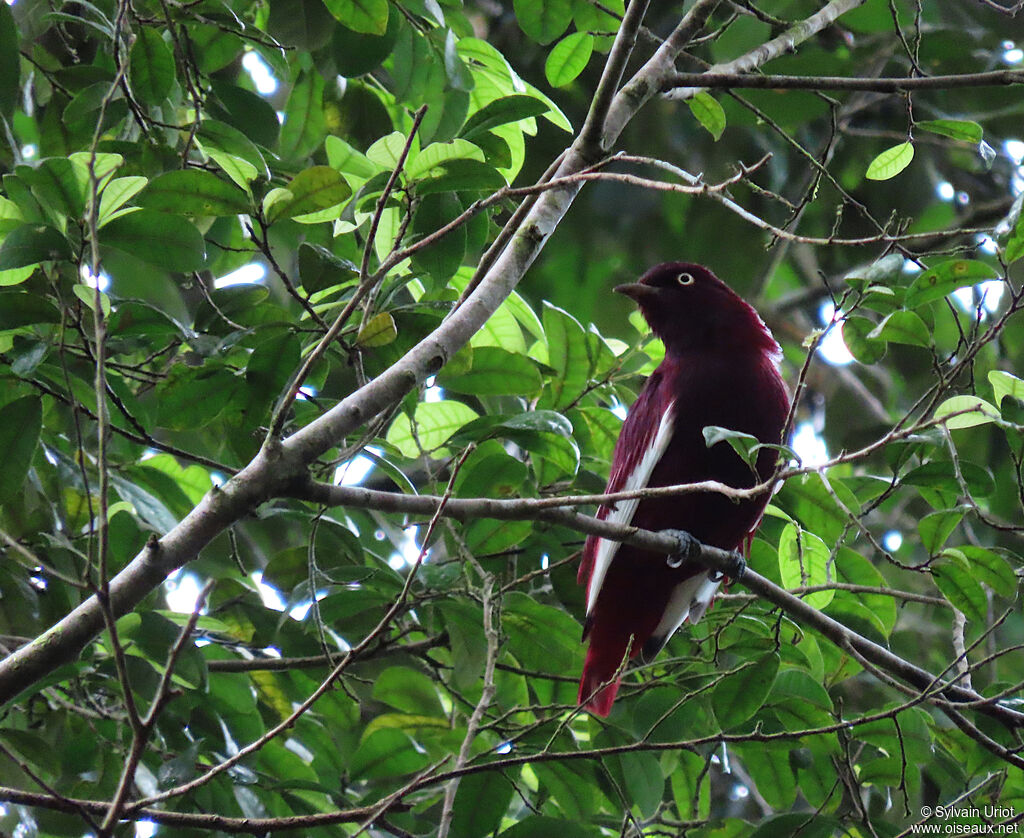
[710,550,747,583]
[660,529,702,569]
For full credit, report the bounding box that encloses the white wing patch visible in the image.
[585,402,675,615]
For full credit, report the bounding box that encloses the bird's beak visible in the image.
[614,283,657,303]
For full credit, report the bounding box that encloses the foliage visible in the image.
[1,0,1024,836]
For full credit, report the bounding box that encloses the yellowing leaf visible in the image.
[865,142,914,181]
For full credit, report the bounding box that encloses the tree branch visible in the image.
[662,69,1024,93]
[291,479,1024,731]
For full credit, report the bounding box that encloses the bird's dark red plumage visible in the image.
[577,262,790,716]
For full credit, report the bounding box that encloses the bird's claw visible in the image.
[661,529,702,568]
[710,550,747,583]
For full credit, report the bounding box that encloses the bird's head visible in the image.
[615,262,779,357]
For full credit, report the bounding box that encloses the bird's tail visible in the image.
[578,631,632,717]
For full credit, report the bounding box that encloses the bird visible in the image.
[577,262,791,717]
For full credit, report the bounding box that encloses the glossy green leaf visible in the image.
[1007,214,1024,264]
[267,166,352,222]
[333,7,401,75]
[918,508,963,554]
[712,653,780,729]
[386,400,479,457]
[349,729,429,779]
[778,524,834,609]
[933,551,987,622]
[865,141,914,180]
[0,292,60,328]
[541,302,591,409]
[0,396,42,505]
[460,95,550,142]
[129,29,175,105]
[100,210,206,271]
[0,225,72,269]
[934,395,999,429]
[437,346,542,395]
[904,259,998,308]
[867,310,930,347]
[959,545,1017,592]
[137,170,251,217]
[406,139,484,179]
[513,0,572,45]
[325,135,378,178]
[545,32,593,87]
[197,120,271,181]
[323,0,388,34]
[278,71,326,163]
[497,817,593,838]
[687,92,726,141]
[451,771,516,838]
[990,370,1024,409]
[372,666,444,716]
[410,191,466,281]
[841,315,886,364]
[917,119,983,143]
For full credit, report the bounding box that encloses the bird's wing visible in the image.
[584,397,675,616]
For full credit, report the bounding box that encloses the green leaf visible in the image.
[355,312,398,348]
[1007,214,1024,264]
[540,302,591,409]
[73,283,111,317]
[129,29,175,105]
[703,425,760,468]
[0,225,73,270]
[990,370,1024,409]
[451,771,516,838]
[278,71,326,163]
[687,92,726,141]
[415,159,507,195]
[332,7,401,76]
[778,524,834,609]
[712,653,780,729]
[0,2,20,119]
[406,139,484,180]
[137,170,251,217]
[933,551,988,622]
[749,813,843,838]
[100,209,206,272]
[867,310,930,347]
[410,192,466,282]
[545,32,593,87]
[918,508,963,554]
[841,315,886,364]
[513,0,572,45]
[460,95,550,142]
[437,346,542,395]
[0,292,60,328]
[959,545,1017,592]
[917,119,983,143]
[372,666,444,716]
[98,176,148,225]
[620,752,664,818]
[197,120,271,181]
[865,141,914,180]
[0,396,42,505]
[325,135,378,178]
[497,816,593,838]
[323,0,389,34]
[904,259,998,309]
[349,729,429,780]
[267,166,352,222]
[386,400,479,457]
[933,395,1000,429]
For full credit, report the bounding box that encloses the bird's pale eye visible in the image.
[676,272,695,286]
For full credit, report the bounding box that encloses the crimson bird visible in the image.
[577,262,790,716]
